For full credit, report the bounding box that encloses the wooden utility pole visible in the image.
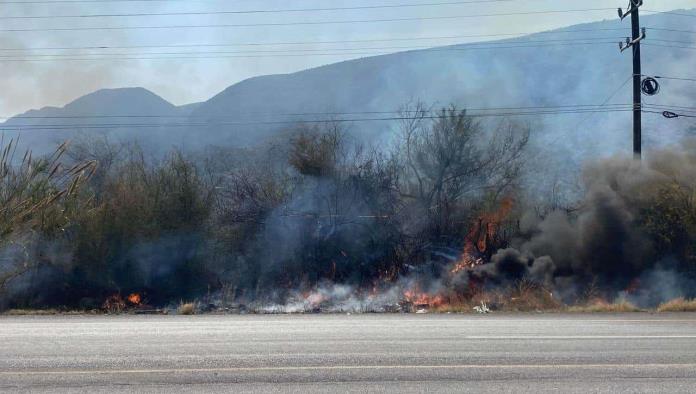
[619,1,645,159]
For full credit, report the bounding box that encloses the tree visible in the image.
[288,122,343,177]
[396,104,529,239]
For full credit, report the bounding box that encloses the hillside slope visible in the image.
[189,12,696,157]
[2,11,695,161]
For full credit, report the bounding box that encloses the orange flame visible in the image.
[452,197,514,275]
[403,288,446,308]
[127,293,142,305]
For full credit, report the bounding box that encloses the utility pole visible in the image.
[619,1,645,159]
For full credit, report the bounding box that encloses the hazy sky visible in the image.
[0,0,694,116]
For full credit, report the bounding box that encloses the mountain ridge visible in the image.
[2,10,695,158]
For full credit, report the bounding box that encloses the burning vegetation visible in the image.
[102,293,145,313]
[451,197,514,274]
[1,107,696,313]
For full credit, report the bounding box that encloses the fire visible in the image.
[403,288,446,308]
[451,197,514,275]
[450,256,484,275]
[102,292,143,313]
[127,293,142,305]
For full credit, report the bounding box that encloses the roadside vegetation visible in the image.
[1,106,695,313]
[567,300,641,313]
[177,302,196,315]
[657,298,696,312]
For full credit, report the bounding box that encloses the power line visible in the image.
[0,1,521,19]
[0,109,632,131]
[0,41,622,62]
[0,8,620,33]
[9,0,662,6]
[644,103,696,112]
[0,0,220,3]
[650,75,696,83]
[0,0,500,3]
[0,109,638,131]
[0,29,682,56]
[647,27,696,35]
[643,43,696,51]
[0,104,635,121]
[0,36,625,52]
[0,39,622,59]
[644,10,696,18]
[649,38,696,45]
[569,75,633,143]
[0,29,631,52]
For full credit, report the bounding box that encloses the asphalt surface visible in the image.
[1,313,696,393]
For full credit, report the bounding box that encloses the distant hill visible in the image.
[2,88,192,154]
[2,11,695,165]
[188,11,696,159]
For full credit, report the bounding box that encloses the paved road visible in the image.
[1,314,696,393]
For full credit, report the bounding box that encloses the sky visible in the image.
[0,0,695,117]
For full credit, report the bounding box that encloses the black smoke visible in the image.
[473,140,696,304]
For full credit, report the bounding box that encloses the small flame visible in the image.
[127,293,142,305]
[450,256,484,274]
[403,288,446,308]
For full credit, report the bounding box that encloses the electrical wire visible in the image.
[0,0,233,3]
[644,104,696,112]
[0,29,631,52]
[0,104,635,121]
[0,41,622,62]
[568,74,633,140]
[0,109,637,131]
[0,6,689,125]
[0,1,530,19]
[0,37,625,55]
[0,8,621,33]
[644,10,696,18]
[527,72,632,157]
[648,38,696,45]
[651,75,696,83]
[643,43,696,51]
[3,0,508,3]
[647,27,696,35]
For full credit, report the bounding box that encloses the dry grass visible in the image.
[657,298,696,312]
[567,300,641,313]
[3,309,97,316]
[435,288,647,314]
[435,281,564,313]
[177,302,196,315]
[4,309,63,316]
[500,281,563,312]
